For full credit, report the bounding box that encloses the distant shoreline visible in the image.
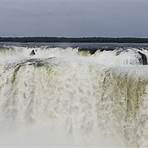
[1,37,148,43]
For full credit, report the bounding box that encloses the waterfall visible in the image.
[0,47,148,148]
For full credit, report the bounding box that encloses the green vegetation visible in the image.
[1,37,148,43]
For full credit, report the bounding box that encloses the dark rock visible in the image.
[138,51,148,65]
[30,50,36,56]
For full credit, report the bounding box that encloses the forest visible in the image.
[1,37,148,43]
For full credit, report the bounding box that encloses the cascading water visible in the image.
[0,46,148,148]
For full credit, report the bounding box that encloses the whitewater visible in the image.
[0,46,148,148]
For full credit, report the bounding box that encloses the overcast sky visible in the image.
[0,0,148,37]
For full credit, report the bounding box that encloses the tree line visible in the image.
[1,37,148,43]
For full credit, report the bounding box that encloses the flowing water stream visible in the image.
[0,46,148,148]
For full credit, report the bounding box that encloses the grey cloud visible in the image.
[0,0,148,37]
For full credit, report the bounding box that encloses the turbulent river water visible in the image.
[0,46,148,148]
